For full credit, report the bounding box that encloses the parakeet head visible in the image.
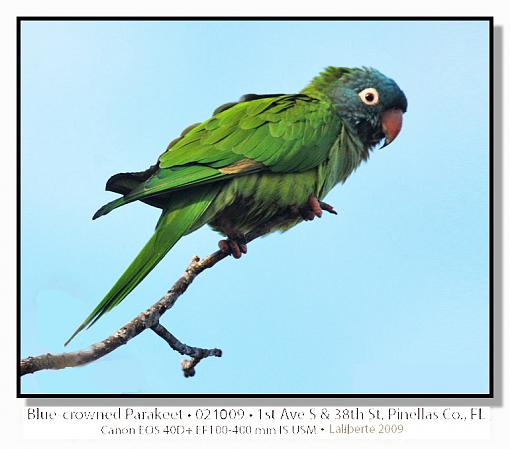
[303,66,407,150]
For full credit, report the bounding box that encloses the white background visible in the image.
[1,0,508,448]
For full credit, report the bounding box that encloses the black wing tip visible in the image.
[106,165,159,193]
[92,208,105,220]
[105,174,121,192]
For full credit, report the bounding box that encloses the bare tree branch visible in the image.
[20,212,300,378]
[151,323,222,377]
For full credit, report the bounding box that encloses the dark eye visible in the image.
[359,87,379,105]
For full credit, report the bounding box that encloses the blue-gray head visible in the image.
[303,66,408,149]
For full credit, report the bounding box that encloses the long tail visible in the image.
[65,186,219,346]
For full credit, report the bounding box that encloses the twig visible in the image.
[151,323,222,377]
[20,212,298,377]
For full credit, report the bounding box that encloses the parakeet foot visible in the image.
[218,234,248,259]
[318,200,338,215]
[297,196,338,221]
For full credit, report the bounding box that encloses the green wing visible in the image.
[93,94,340,219]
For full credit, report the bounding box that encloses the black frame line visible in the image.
[16,16,495,399]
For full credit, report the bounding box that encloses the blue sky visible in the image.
[20,20,490,394]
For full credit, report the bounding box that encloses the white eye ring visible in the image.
[359,87,379,105]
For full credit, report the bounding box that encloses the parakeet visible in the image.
[65,66,407,345]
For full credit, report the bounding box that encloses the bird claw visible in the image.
[319,200,338,215]
[297,196,338,221]
[218,235,248,259]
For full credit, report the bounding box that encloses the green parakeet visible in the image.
[65,66,407,345]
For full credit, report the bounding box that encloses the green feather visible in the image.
[239,115,266,130]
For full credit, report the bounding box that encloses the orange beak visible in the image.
[381,107,404,148]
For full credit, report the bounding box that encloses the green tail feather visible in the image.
[65,186,219,346]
